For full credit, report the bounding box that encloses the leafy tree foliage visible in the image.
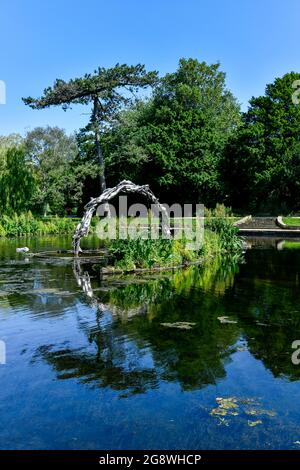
[24,126,100,215]
[25,126,77,214]
[0,134,24,174]
[103,58,241,205]
[223,72,300,212]
[23,64,158,195]
[0,143,36,214]
[103,101,152,185]
[3,61,298,216]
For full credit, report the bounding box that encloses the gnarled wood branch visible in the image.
[72,180,170,255]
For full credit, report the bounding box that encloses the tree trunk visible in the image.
[93,97,106,193]
[92,96,110,217]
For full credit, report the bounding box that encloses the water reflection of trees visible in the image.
[225,250,300,381]
[37,249,300,392]
[39,257,241,394]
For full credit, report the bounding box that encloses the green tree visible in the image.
[102,101,151,185]
[0,133,24,174]
[103,58,241,206]
[223,72,300,212]
[24,126,77,214]
[24,126,100,215]
[0,146,36,214]
[23,64,158,195]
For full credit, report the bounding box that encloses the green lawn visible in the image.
[282,241,300,250]
[283,217,300,226]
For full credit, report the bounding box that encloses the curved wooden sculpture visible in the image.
[73,180,170,255]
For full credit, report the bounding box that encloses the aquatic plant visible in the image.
[107,236,202,270]
[107,215,243,271]
[205,210,243,253]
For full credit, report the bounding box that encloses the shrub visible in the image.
[0,223,6,237]
[108,236,203,270]
[204,203,233,218]
[0,212,83,237]
[205,207,243,252]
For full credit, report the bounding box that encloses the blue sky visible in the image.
[0,0,299,136]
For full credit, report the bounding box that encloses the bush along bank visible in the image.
[106,216,244,273]
[0,212,97,237]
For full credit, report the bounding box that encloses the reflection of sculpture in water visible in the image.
[36,260,160,396]
[73,258,106,310]
[73,254,240,316]
[32,251,300,392]
[73,258,149,318]
[36,258,242,395]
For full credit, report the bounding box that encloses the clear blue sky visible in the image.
[0,0,299,136]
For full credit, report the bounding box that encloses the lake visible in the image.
[1,235,300,450]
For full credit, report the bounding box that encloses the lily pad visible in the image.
[160,322,196,330]
[210,407,227,416]
[245,408,276,417]
[216,397,238,409]
[238,398,259,405]
[210,397,240,418]
[209,396,276,427]
[217,316,237,324]
[247,420,262,427]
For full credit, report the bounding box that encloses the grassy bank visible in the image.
[282,217,300,227]
[282,241,300,250]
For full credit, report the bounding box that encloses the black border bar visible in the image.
[0,450,299,466]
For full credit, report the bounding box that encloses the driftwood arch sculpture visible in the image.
[73,180,170,255]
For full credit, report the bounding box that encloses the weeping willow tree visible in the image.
[0,137,36,214]
[23,64,158,194]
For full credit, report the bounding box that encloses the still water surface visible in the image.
[1,236,300,449]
